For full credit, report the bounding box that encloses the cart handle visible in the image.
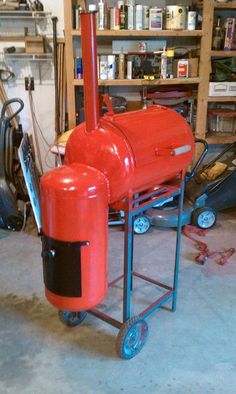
[186,139,208,181]
[1,98,24,124]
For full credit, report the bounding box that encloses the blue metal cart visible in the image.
[59,171,185,360]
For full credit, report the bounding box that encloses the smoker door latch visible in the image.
[155,144,191,157]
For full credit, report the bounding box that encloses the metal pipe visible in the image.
[51,16,60,136]
[80,12,99,133]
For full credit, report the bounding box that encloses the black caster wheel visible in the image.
[192,207,217,229]
[6,214,24,231]
[115,316,148,360]
[133,215,151,234]
[58,310,87,327]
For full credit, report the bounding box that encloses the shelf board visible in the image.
[208,96,236,102]
[206,133,236,143]
[0,35,64,43]
[74,78,200,87]
[211,50,236,57]
[0,10,51,19]
[4,53,53,61]
[214,1,236,9]
[72,29,203,37]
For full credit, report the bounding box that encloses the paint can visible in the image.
[149,7,163,30]
[166,5,187,30]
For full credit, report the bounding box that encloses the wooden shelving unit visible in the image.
[64,0,236,143]
[195,0,236,144]
[64,0,205,129]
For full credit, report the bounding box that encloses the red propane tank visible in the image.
[41,163,109,311]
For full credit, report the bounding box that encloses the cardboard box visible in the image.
[25,36,45,54]
[224,18,236,50]
[209,82,236,97]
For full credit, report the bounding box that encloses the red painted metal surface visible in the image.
[41,163,109,311]
[65,105,194,203]
[80,12,99,132]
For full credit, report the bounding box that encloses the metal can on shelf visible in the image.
[125,5,134,30]
[166,5,187,30]
[187,11,197,31]
[110,7,120,30]
[177,59,189,78]
[143,5,149,30]
[135,5,143,31]
[149,7,162,30]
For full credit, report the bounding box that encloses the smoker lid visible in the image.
[107,105,192,168]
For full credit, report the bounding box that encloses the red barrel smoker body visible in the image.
[40,11,194,313]
[65,105,194,204]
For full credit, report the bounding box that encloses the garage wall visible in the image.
[0,0,64,172]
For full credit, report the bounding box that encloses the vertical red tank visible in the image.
[41,164,109,311]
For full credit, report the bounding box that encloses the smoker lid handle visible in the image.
[155,144,191,157]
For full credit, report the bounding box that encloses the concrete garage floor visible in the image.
[0,210,236,394]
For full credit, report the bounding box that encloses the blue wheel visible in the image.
[133,215,151,234]
[192,207,216,229]
[116,316,148,359]
[58,310,87,327]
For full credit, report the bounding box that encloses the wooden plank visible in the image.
[0,35,65,42]
[64,0,76,128]
[74,78,200,86]
[211,50,236,57]
[208,96,236,102]
[214,1,236,9]
[206,134,236,143]
[195,0,214,141]
[72,29,203,37]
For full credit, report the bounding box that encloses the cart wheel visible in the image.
[192,207,217,229]
[6,214,24,231]
[58,310,87,327]
[133,215,151,234]
[116,316,148,360]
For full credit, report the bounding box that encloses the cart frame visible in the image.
[88,171,185,330]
